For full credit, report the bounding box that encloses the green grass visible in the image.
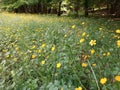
[0,12,120,90]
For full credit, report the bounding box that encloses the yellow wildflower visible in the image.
[103,53,106,56]
[41,60,45,65]
[116,29,120,34]
[32,40,36,43]
[56,63,61,68]
[31,45,36,49]
[89,40,96,46]
[90,49,95,54]
[92,63,96,67]
[87,34,89,37]
[15,47,19,50]
[31,54,36,59]
[41,44,45,47]
[82,32,86,37]
[100,78,107,85]
[81,22,85,25]
[72,25,76,29]
[75,86,82,90]
[82,63,88,67]
[80,38,85,43]
[51,46,55,51]
[107,52,110,56]
[64,34,67,37]
[117,40,120,47]
[115,75,120,82]
[13,58,17,62]
[99,28,102,31]
[2,49,7,53]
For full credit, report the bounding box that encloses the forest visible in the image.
[0,0,120,17]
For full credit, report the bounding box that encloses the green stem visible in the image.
[87,60,100,90]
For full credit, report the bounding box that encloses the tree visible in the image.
[67,0,81,17]
[84,0,88,17]
[57,1,62,16]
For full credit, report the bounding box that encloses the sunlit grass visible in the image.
[0,12,120,90]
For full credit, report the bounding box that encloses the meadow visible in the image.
[0,12,120,90]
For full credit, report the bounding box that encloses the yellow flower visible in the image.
[99,28,102,31]
[51,46,55,51]
[41,60,45,65]
[117,40,120,47]
[87,34,89,37]
[116,29,120,34]
[33,40,36,42]
[75,86,82,90]
[31,45,36,49]
[115,75,120,82]
[107,52,110,56]
[90,49,95,54]
[41,44,46,47]
[72,25,76,29]
[89,40,96,46]
[92,63,96,67]
[64,34,67,37]
[82,32,86,37]
[13,58,17,62]
[103,53,106,56]
[15,47,19,50]
[2,49,7,53]
[80,38,85,43]
[56,63,61,68]
[113,35,120,39]
[100,78,107,85]
[31,54,36,59]
[82,63,88,67]
[81,22,85,25]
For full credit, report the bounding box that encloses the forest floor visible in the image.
[0,12,120,90]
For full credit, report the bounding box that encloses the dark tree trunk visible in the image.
[38,3,42,13]
[84,0,88,17]
[110,4,115,14]
[74,0,80,17]
[106,1,110,15]
[47,7,51,14]
[57,1,62,16]
[109,0,120,17]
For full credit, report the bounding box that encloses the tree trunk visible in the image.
[57,1,62,16]
[75,0,80,17]
[106,1,110,15]
[84,0,88,17]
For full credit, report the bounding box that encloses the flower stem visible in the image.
[87,60,100,90]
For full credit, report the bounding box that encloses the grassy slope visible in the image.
[0,12,120,90]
